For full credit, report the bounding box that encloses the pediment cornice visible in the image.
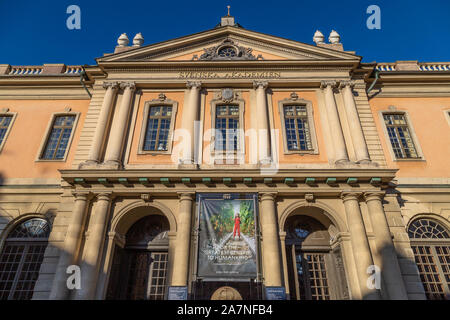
[97,26,360,64]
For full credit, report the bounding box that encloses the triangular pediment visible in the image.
[98,26,360,63]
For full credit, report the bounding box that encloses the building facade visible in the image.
[0,15,449,300]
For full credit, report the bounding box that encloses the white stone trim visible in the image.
[0,109,17,153]
[35,111,80,162]
[378,109,425,162]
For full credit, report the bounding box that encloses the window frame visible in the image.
[278,96,319,155]
[137,98,178,155]
[0,216,51,300]
[0,109,17,153]
[407,217,450,300]
[210,90,245,164]
[378,109,425,161]
[36,111,80,162]
[444,109,450,127]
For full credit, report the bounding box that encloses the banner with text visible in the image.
[197,193,258,279]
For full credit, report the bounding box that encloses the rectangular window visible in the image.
[214,105,239,152]
[41,115,76,160]
[0,115,13,147]
[283,105,312,151]
[143,106,172,151]
[383,113,418,159]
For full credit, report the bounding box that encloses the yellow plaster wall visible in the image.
[270,91,328,164]
[127,91,186,165]
[370,97,450,178]
[0,100,90,179]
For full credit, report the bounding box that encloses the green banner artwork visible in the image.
[197,193,258,279]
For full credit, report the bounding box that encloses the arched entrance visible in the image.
[106,214,170,300]
[283,212,349,300]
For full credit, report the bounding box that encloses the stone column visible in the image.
[86,82,119,164]
[340,81,371,163]
[49,192,89,300]
[253,81,271,164]
[259,193,283,287]
[171,193,194,286]
[74,193,112,300]
[364,192,408,299]
[104,82,135,167]
[180,81,201,165]
[321,81,349,164]
[341,192,380,299]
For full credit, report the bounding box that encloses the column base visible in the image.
[258,157,272,166]
[101,160,122,170]
[78,160,101,169]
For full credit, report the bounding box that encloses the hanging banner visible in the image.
[197,193,258,279]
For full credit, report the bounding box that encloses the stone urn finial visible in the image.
[132,33,144,47]
[117,33,129,47]
[328,30,341,44]
[313,30,325,44]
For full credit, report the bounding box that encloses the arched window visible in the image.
[0,218,50,300]
[408,218,450,300]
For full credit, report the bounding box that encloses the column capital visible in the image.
[253,80,268,90]
[186,81,202,89]
[95,192,113,201]
[259,192,277,202]
[71,191,90,200]
[102,81,119,90]
[177,192,195,201]
[340,192,362,202]
[338,80,356,89]
[119,81,136,90]
[364,192,385,202]
[320,80,337,89]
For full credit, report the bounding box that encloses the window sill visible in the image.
[137,150,171,155]
[284,150,318,155]
[392,158,426,162]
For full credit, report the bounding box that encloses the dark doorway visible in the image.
[284,215,348,300]
[106,214,170,300]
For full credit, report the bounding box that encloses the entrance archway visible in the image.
[283,209,349,300]
[106,214,170,300]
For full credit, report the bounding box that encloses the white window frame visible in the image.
[378,109,425,161]
[137,97,178,155]
[210,90,246,164]
[36,111,80,162]
[278,95,319,155]
[0,109,17,153]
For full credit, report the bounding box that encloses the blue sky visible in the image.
[1,0,449,65]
